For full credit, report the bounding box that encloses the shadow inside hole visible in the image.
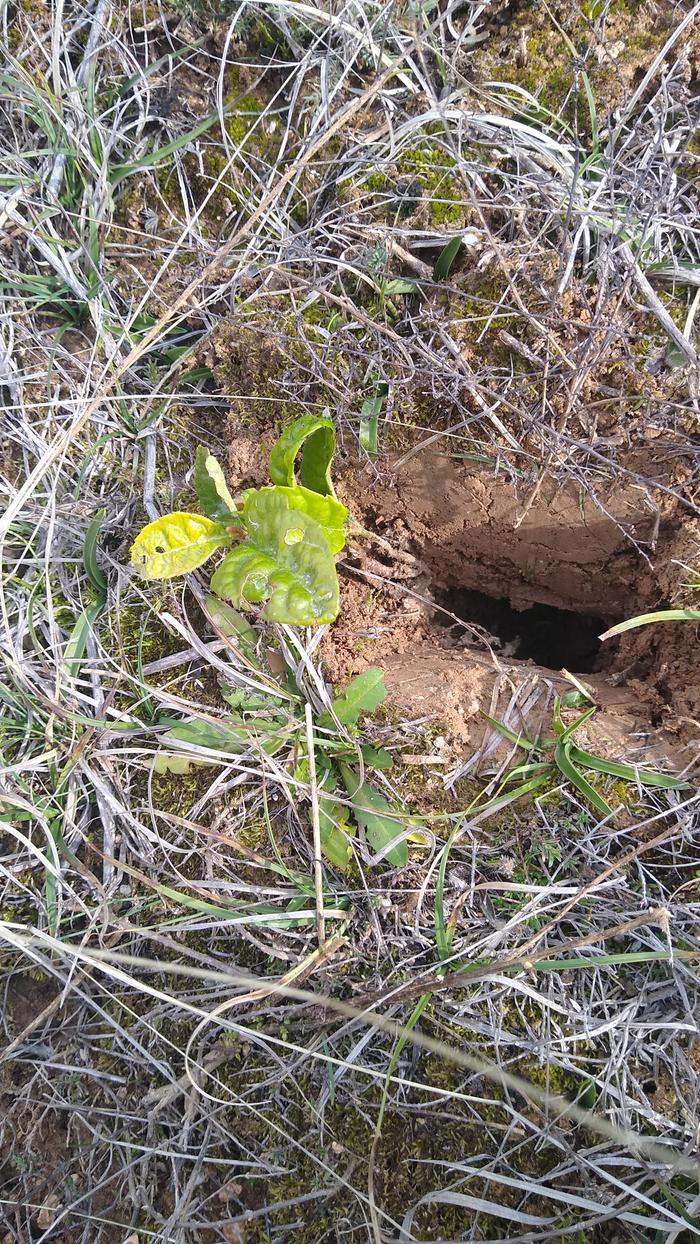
[434,586,611,674]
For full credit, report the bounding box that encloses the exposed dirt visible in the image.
[227,428,700,768]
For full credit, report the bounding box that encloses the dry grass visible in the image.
[1,1,699,1241]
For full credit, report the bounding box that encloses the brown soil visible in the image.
[227,429,700,769]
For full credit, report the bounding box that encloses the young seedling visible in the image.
[482,694,691,818]
[157,654,409,871]
[130,415,349,626]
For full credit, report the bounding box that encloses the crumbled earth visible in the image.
[225,423,700,768]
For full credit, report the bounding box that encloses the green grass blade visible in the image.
[600,609,700,639]
[554,739,613,816]
[377,993,431,1135]
[109,109,224,185]
[433,235,462,281]
[359,383,388,458]
[479,710,538,752]
[569,746,692,790]
[82,509,107,597]
[581,71,599,156]
[63,600,104,678]
[531,950,696,971]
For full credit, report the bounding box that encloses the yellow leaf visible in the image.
[130,512,230,580]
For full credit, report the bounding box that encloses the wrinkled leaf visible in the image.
[219,684,278,713]
[131,512,230,580]
[318,798,356,871]
[268,414,336,497]
[248,485,348,553]
[211,490,340,626]
[194,447,238,522]
[340,763,408,867]
[433,235,462,281]
[318,667,386,730]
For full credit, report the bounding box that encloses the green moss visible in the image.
[396,143,462,225]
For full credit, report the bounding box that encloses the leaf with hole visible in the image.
[131,513,231,580]
[268,414,336,497]
[194,447,239,523]
[340,763,407,867]
[318,667,387,731]
[245,485,348,553]
[211,489,340,625]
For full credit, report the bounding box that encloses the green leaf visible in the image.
[359,383,388,458]
[552,698,596,742]
[600,609,700,639]
[268,415,336,497]
[383,277,420,296]
[568,746,691,791]
[204,595,259,660]
[340,763,408,867]
[479,709,539,752]
[318,798,356,871]
[433,236,463,281]
[219,685,278,713]
[361,745,394,770]
[248,485,348,554]
[194,447,238,522]
[83,509,107,597]
[211,490,340,626]
[554,739,613,817]
[318,667,386,730]
[63,600,104,678]
[109,107,223,185]
[131,513,231,580]
[153,751,198,775]
[160,716,285,759]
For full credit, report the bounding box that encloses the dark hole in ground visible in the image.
[435,586,610,673]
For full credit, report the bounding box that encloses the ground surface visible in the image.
[1,1,700,1242]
